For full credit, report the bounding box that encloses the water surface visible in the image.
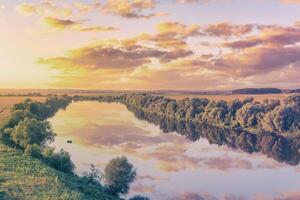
[49,102,300,200]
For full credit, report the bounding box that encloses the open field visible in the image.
[0,97,45,122]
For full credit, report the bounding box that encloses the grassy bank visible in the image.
[0,142,117,200]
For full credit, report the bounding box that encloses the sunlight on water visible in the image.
[49,102,300,200]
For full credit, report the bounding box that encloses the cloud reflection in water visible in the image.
[50,102,300,200]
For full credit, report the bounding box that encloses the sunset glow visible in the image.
[2,0,300,90]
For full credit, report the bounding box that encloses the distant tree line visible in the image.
[232,88,282,94]
[0,92,45,97]
[290,89,300,94]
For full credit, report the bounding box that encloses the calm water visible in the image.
[49,102,300,200]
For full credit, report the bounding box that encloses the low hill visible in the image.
[232,88,282,94]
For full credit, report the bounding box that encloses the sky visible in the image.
[1,0,300,90]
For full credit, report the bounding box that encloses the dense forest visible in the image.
[232,88,282,94]
[0,95,144,200]
[73,94,300,165]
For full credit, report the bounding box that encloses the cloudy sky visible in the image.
[1,0,300,90]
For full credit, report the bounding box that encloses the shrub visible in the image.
[25,144,42,158]
[82,164,102,184]
[43,148,75,173]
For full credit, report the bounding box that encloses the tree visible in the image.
[103,156,136,196]
[11,117,55,149]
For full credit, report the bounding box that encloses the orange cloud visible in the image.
[41,16,119,32]
[16,2,41,15]
[210,46,300,76]
[78,26,119,32]
[39,27,194,71]
[34,16,300,90]
[16,1,72,18]
[201,22,254,37]
[16,2,118,32]
[223,26,300,49]
[148,22,200,50]
[169,24,300,80]
[101,0,165,19]
[42,16,80,30]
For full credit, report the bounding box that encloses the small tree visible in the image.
[11,117,55,149]
[103,156,136,196]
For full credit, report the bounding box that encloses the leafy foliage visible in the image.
[11,117,54,149]
[103,156,137,196]
[82,164,102,184]
[43,147,75,173]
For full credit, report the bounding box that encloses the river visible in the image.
[49,101,300,200]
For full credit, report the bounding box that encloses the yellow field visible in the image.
[0,97,45,122]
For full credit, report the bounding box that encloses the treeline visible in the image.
[72,94,300,135]
[122,94,300,164]
[232,88,282,94]
[120,94,300,136]
[0,92,45,97]
[73,94,300,165]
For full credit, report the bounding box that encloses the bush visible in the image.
[43,148,75,173]
[82,164,102,184]
[25,144,42,158]
[1,128,14,146]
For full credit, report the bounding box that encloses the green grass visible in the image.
[0,142,118,200]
